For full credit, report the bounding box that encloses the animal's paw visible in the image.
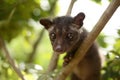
[63,54,73,67]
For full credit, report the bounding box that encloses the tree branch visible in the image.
[55,0,120,80]
[66,0,76,16]
[27,29,45,63]
[46,52,59,72]
[0,37,25,80]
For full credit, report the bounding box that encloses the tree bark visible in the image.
[0,37,25,80]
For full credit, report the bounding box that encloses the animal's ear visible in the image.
[73,12,85,28]
[40,18,53,29]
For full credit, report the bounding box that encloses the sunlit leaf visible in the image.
[97,34,108,48]
[91,0,102,4]
[114,39,120,53]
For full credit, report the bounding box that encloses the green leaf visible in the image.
[97,34,108,48]
[114,39,120,54]
[91,0,102,4]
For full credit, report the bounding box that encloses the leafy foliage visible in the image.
[91,0,111,4]
[0,0,57,41]
[100,29,120,80]
[0,0,36,41]
[91,0,102,4]
[97,34,108,48]
[0,0,58,80]
[0,0,120,80]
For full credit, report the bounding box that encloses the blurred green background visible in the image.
[0,0,120,80]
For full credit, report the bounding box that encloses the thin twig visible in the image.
[27,29,45,63]
[46,52,59,72]
[0,37,25,80]
[55,0,120,80]
[66,0,76,16]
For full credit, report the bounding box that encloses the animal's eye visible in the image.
[50,33,56,41]
[67,33,73,40]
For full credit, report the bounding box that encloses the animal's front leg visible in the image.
[63,52,74,67]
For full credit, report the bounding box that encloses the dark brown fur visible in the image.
[40,12,101,80]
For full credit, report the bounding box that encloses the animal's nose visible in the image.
[55,45,63,52]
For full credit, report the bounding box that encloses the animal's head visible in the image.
[40,12,85,54]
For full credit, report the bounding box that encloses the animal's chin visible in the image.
[54,49,72,54]
[53,48,66,54]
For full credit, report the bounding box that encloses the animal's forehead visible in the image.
[49,17,73,32]
[53,25,70,33]
[48,24,70,33]
[48,16,80,33]
[48,24,80,34]
[53,16,73,26]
